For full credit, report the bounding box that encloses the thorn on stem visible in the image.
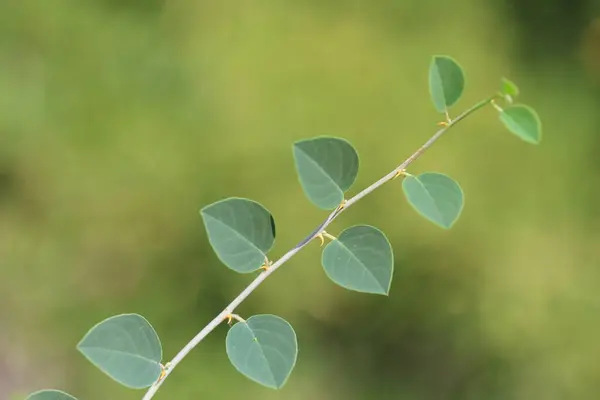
[335,199,347,213]
[225,313,246,324]
[315,231,336,246]
[437,111,452,127]
[393,169,410,179]
[259,257,272,271]
[315,232,325,246]
[157,364,168,382]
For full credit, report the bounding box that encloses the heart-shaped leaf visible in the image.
[402,172,464,229]
[429,55,465,113]
[26,390,78,400]
[293,136,359,210]
[321,225,394,295]
[226,314,298,389]
[77,313,162,389]
[201,197,276,273]
[499,104,542,144]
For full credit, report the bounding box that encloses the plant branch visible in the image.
[141,95,496,400]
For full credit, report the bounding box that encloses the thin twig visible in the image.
[141,96,496,399]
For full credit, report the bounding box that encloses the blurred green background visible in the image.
[2,0,600,399]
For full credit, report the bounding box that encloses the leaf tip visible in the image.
[500,77,520,97]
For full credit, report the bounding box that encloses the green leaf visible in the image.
[499,104,542,144]
[76,313,162,389]
[26,390,78,400]
[293,136,359,210]
[226,314,298,389]
[429,55,465,113]
[201,197,276,273]
[321,225,394,295]
[500,77,519,97]
[402,172,464,229]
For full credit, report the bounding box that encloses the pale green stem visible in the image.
[141,95,497,400]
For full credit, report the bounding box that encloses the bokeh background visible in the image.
[2,1,600,399]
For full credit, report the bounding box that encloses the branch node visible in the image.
[335,199,347,213]
[393,169,411,179]
[259,256,272,271]
[315,232,325,246]
[437,111,452,127]
[157,362,171,383]
[225,313,245,325]
[315,231,336,246]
